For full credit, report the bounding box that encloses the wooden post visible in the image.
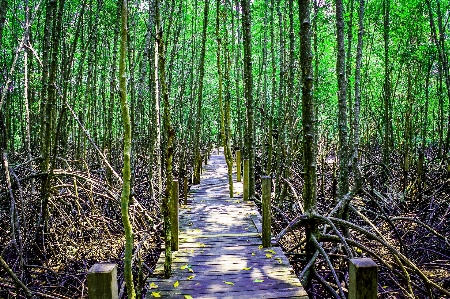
[87,264,118,299]
[171,180,179,251]
[262,176,271,248]
[243,159,249,201]
[236,150,241,182]
[183,176,188,205]
[349,258,378,299]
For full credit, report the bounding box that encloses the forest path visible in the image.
[146,149,308,299]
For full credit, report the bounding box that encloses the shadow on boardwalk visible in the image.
[146,149,308,299]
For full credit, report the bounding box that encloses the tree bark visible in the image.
[156,0,175,278]
[336,0,349,200]
[119,0,135,296]
[298,0,317,287]
[241,0,255,199]
[193,0,210,185]
[351,0,364,178]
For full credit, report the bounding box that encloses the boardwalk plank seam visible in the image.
[146,150,308,299]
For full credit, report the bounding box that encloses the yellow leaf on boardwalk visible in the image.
[254,279,264,283]
[184,295,194,299]
[174,281,179,288]
[258,245,263,249]
[180,264,189,270]
[223,281,234,285]
[265,249,276,254]
[242,267,252,270]
[187,275,195,280]
[266,253,272,258]
[150,282,158,289]
[151,292,161,298]
[275,257,283,264]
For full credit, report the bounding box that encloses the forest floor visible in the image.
[0,146,449,298]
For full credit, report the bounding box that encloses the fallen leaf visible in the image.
[180,264,189,270]
[223,281,234,285]
[243,267,252,270]
[187,275,195,280]
[254,279,264,283]
[258,245,263,249]
[275,257,283,264]
[188,268,194,273]
[184,295,194,299]
[151,292,161,298]
[150,282,158,289]
[251,252,256,256]
[266,253,272,258]
[174,281,179,288]
[265,249,276,254]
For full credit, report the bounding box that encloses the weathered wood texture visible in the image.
[236,149,241,182]
[147,149,308,299]
[349,258,378,299]
[87,263,118,299]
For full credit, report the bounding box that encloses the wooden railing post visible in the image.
[236,150,241,182]
[349,258,378,299]
[183,176,188,205]
[243,159,249,201]
[171,180,179,251]
[87,264,118,299]
[262,176,271,248]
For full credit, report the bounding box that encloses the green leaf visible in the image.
[150,282,158,289]
[152,292,161,298]
[254,279,264,283]
[184,295,194,299]
[180,264,189,270]
[251,252,256,256]
[174,281,179,288]
[223,281,234,285]
[242,267,252,270]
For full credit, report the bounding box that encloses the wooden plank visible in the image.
[146,149,307,298]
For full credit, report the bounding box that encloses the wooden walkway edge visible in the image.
[146,149,308,299]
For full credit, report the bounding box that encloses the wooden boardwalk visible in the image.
[147,150,308,299]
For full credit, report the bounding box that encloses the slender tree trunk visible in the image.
[382,0,391,169]
[156,0,175,278]
[346,0,354,144]
[216,0,233,198]
[193,0,210,185]
[266,0,276,175]
[351,0,364,179]
[336,0,349,200]
[0,0,7,49]
[298,0,317,287]
[119,0,135,296]
[241,0,255,199]
[24,0,33,191]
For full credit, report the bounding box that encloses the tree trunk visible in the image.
[193,0,210,185]
[156,0,175,278]
[382,0,391,169]
[0,0,7,49]
[119,0,135,296]
[241,0,255,199]
[298,0,317,287]
[351,0,364,179]
[336,0,349,200]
